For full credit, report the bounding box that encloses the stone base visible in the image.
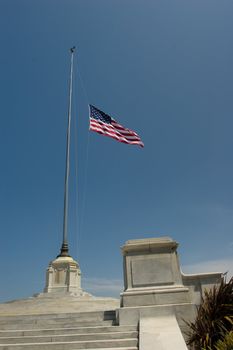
[121,285,190,307]
[117,302,196,343]
[44,256,82,294]
[118,303,195,324]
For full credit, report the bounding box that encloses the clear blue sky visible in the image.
[0,0,233,302]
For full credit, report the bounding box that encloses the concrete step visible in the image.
[0,312,115,324]
[0,325,137,338]
[0,311,115,323]
[0,311,117,330]
[0,331,138,344]
[0,320,116,331]
[0,338,138,349]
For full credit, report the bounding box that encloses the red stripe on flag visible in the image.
[90,118,144,147]
[90,119,142,141]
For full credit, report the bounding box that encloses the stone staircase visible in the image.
[0,310,138,350]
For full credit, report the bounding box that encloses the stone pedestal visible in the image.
[121,237,190,307]
[44,256,82,295]
[118,236,222,344]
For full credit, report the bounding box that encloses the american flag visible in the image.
[89,105,144,148]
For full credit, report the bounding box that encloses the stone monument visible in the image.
[118,236,222,348]
[44,255,82,295]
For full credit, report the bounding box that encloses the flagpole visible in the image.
[58,47,75,257]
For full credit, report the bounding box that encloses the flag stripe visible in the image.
[90,119,141,140]
[90,125,142,143]
[111,121,139,135]
[90,121,142,143]
[91,126,144,146]
[89,105,144,147]
[90,121,144,146]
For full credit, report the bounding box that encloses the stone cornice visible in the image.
[121,237,178,255]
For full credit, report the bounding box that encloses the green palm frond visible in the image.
[185,276,233,349]
[214,331,233,350]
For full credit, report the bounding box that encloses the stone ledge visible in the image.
[122,285,189,295]
[121,237,178,255]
